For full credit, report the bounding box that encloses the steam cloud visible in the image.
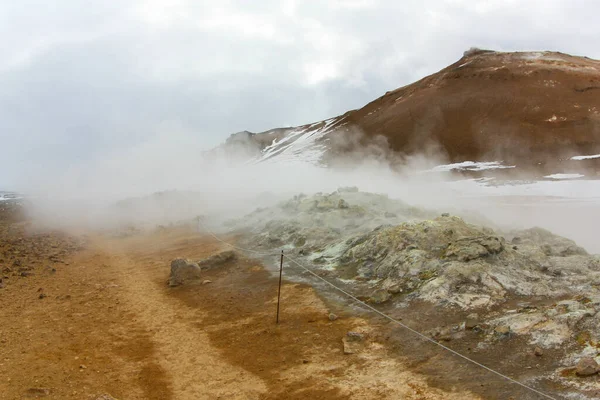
[15,126,600,253]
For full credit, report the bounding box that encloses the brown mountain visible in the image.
[224,49,600,173]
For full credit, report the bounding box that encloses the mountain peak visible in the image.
[221,49,600,176]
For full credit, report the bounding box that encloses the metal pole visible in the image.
[276,250,284,324]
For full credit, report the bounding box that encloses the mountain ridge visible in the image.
[220,49,600,174]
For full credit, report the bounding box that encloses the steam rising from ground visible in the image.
[17,128,600,253]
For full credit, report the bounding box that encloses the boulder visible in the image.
[387,284,402,294]
[465,318,479,330]
[576,357,600,376]
[198,251,236,270]
[369,289,392,304]
[338,199,349,209]
[343,331,365,354]
[494,325,511,337]
[445,236,504,262]
[168,258,202,287]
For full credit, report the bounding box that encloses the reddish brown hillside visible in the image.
[345,49,600,165]
[220,50,600,174]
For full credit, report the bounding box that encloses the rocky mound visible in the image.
[337,217,592,309]
[226,188,437,253]
[225,190,600,395]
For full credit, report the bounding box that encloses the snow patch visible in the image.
[544,174,584,180]
[428,161,515,172]
[0,193,22,202]
[448,178,600,199]
[253,117,342,166]
[571,154,600,161]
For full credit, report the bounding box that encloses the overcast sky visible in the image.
[1,0,599,189]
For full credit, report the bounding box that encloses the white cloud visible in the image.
[1,0,599,189]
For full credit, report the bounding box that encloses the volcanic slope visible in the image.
[224,50,600,172]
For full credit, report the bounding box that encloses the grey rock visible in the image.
[369,289,392,304]
[534,347,544,357]
[494,325,511,336]
[25,388,50,397]
[346,331,364,341]
[338,199,349,209]
[294,236,306,247]
[198,251,236,270]
[387,284,402,295]
[465,318,479,330]
[338,186,359,193]
[343,331,365,354]
[168,258,202,287]
[435,327,453,342]
[576,357,600,376]
[328,313,338,321]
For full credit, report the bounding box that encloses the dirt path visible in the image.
[1,224,479,399]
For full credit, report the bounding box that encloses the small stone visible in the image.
[338,199,349,209]
[79,364,87,370]
[201,280,212,285]
[168,258,202,287]
[20,271,33,277]
[387,285,402,294]
[26,388,50,397]
[494,325,511,336]
[534,347,543,357]
[576,357,600,376]
[94,395,119,400]
[384,212,397,218]
[197,251,236,270]
[465,319,478,330]
[441,213,450,217]
[38,293,47,299]
[328,313,338,321]
[346,331,364,342]
[343,331,365,354]
[302,359,310,364]
[435,327,453,342]
[369,289,391,304]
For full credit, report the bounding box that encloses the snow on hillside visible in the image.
[428,161,515,172]
[251,117,345,166]
[571,154,600,161]
[544,173,585,180]
[0,192,22,202]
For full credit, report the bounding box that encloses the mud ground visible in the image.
[0,207,479,400]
